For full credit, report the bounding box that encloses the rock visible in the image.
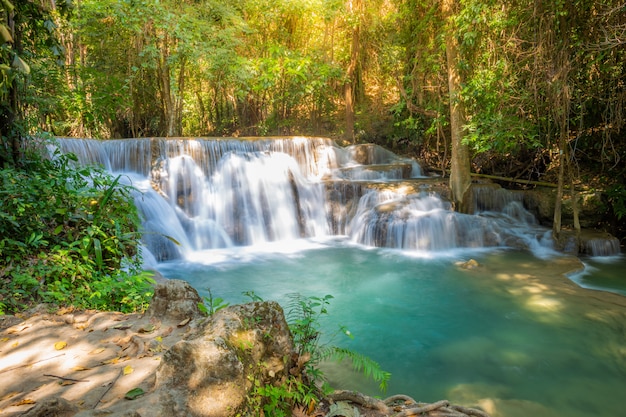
[20,397,78,417]
[326,401,360,417]
[524,188,609,229]
[145,279,204,321]
[74,301,294,417]
[153,301,294,417]
[457,259,479,269]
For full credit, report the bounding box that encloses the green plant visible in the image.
[242,290,264,302]
[285,293,391,392]
[0,143,153,314]
[198,288,230,316]
[606,184,626,220]
[241,292,391,415]
[249,376,318,417]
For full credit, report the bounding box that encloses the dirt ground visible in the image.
[0,306,196,416]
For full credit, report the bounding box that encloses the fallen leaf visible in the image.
[155,336,163,343]
[60,380,75,386]
[177,318,190,327]
[113,324,132,330]
[89,347,106,355]
[123,365,133,375]
[72,366,91,371]
[11,398,36,406]
[1,337,9,342]
[102,357,121,365]
[12,341,19,348]
[56,306,75,315]
[125,387,145,400]
[54,341,67,350]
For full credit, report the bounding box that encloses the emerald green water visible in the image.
[157,243,626,417]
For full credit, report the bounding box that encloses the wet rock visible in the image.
[581,233,621,256]
[145,279,204,321]
[524,188,609,229]
[457,259,480,269]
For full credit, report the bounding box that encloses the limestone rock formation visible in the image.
[68,301,294,417]
[153,301,294,417]
[145,279,204,321]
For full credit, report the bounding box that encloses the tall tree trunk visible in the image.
[156,32,184,137]
[1,8,20,165]
[344,0,361,143]
[552,134,566,238]
[157,39,173,136]
[442,0,472,213]
[545,7,572,244]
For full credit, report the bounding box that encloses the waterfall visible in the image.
[54,136,615,261]
[583,236,621,257]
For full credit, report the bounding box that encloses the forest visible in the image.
[1,0,626,235]
[1,2,626,415]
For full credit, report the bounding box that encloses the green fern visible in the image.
[325,347,391,392]
[284,293,391,393]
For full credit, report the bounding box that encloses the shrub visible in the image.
[0,145,153,314]
[239,291,390,416]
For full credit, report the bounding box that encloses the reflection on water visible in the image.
[157,244,626,417]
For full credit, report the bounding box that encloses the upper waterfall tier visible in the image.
[55,136,422,181]
[57,136,610,260]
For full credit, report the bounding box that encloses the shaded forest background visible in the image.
[1,0,626,239]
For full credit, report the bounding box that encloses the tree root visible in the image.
[327,390,388,412]
[326,390,490,417]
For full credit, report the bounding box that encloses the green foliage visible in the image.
[0,144,153,314]
[284,293,390,392]
[246,375,318,417]
[236,291,391,415]
[606,184,626,220]
[326,347,391,392]
[198,288,230,316]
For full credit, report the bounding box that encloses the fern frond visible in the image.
[327,347,391,392]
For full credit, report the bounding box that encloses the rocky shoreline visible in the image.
[0,279,491,417]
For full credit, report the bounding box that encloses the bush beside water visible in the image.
[0,146,154,314]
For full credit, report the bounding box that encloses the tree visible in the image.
[1,0,69,165]
[442,0,472,213]
[0,0,19,165]
[343,0,362,142]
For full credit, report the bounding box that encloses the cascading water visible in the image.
[54,136,626,417]
[55,136,557,260]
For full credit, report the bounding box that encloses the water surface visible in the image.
[157,242,626,417]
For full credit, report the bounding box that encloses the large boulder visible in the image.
[72,301,294,417]
[153,301,294,417]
